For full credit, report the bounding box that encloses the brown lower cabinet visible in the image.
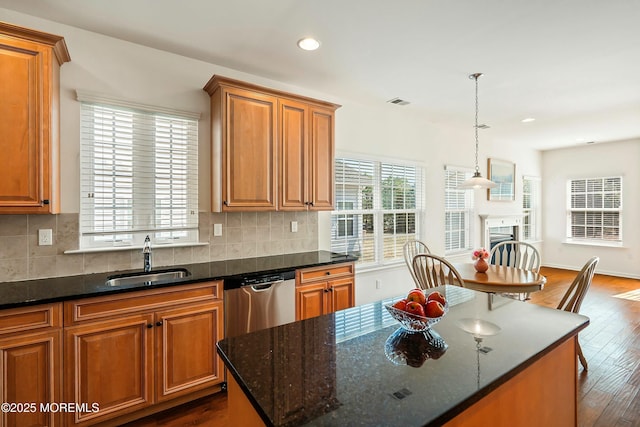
[295,262,355,321]
[62,281,224,426]
[0,303,63,427]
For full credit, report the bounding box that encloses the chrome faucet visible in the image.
[143,235,152,272]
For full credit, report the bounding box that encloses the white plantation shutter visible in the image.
[331,157,422,266]
[79,93,199,249]
[568,177,622,242]
[332,159,376,263]
[522,176,541,241]
[380,163,420,260]
[445,166,475,252]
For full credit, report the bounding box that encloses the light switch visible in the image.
[39,229,53,246]
[213,223,223,237]
[291,221,298,233]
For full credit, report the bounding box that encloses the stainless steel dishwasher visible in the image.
[225,270,296,338]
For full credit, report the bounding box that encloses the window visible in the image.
[567,176,622,243]
[522,176,541,241]
[444,166,475,253]
[331,158,422,266]
[78,93,199,249]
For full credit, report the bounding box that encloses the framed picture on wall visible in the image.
[487,158,515,201]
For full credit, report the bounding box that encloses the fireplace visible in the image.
[479,215,523,250]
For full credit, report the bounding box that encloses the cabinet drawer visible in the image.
[296,263,354,284]
[0,303,62,335]
[64,281,222,325]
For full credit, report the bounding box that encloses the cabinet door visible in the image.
[0,37,49,212]
[155,301,224,402]
[0,331,61,427]
[295,282,330,321]
[222,87,277,210]
[279,98,309,210]
[64,314,154,426]
[308,107,335,210]
[329,277,355,313]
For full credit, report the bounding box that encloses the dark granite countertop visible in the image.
[217,285,589,427]
[0,251,357,310]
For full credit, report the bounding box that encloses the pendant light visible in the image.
[458,73,497,190]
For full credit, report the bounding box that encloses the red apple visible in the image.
[392,298,408,311]
[405,301,426,317]
[425,300,445,318]
[427,291,447,306]
[406,289,427,305]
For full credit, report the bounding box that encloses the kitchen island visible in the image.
[217,285,589,426]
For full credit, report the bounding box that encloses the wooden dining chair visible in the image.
[489,241,541,300]
[489,241,541,273]
[403,239,431,287]
[412,254,465,290]
[557,256,599,371]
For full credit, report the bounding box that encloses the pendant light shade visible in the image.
[458,171,498,189]
[459,73,497,190]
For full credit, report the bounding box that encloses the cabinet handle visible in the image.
[146,324,153,329]
[156,321,163,327]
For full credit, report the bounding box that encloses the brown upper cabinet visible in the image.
[0,22,71,214]
[203,76,340,212]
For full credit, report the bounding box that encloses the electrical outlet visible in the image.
[376,279,381,289]
[291,221,298,233]
[38,229,53,246]
[213,223,223,237]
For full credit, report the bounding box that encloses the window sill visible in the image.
[563,239,625,249]
[64,242,209,254]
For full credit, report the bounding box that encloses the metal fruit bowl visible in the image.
[384,301,449,332]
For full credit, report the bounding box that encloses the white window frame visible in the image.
[522,176,541,242]
[331,157,423,268]
[78,91,200,250]
[444,165,475,254]
[566,176,622,245]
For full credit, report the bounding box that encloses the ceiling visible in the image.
[2,0,640,150]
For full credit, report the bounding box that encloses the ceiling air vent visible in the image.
[387,97,410,106]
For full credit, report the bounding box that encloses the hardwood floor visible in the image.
[529,267,640,427]
[127,267,640,427]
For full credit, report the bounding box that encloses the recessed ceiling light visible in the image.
[297,37,320,51]
[521,117,536,123]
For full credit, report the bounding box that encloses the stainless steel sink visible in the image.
[105,268,190,287]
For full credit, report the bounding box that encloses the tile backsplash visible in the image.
[0,211,319,282]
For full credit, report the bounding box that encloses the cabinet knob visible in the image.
[42,199,50,205]
[325,271,331,275]
[324,288,330,293]
[146,324,153,329]
[156,321,163,327]
[223,200,228,206]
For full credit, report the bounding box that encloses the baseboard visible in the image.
[541,263,640,280]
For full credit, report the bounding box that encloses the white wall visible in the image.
[0,9,545,296]
[541,139,640,279]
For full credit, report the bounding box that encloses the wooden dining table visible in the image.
[453,263,546,294]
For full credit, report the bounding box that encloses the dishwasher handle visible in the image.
[244,279,285,292]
